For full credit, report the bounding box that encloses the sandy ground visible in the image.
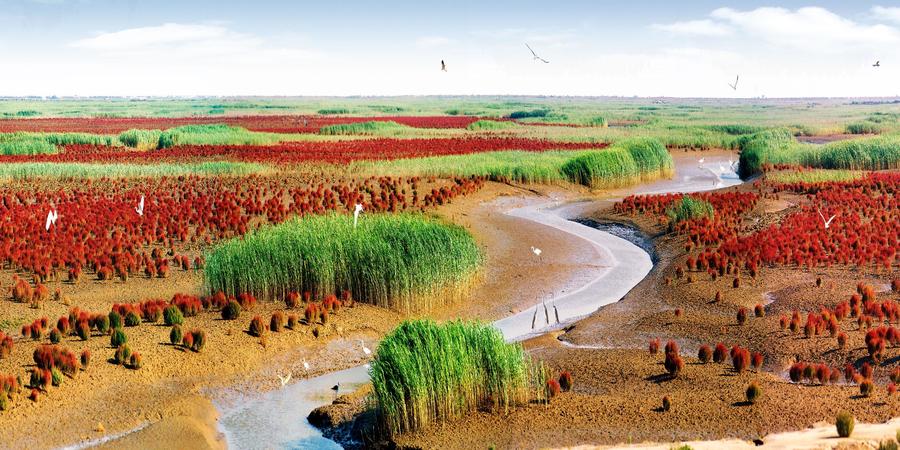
[393,172,900,450]
[0,180,606,449]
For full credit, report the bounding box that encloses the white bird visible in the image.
[441,60,447,72]
[278,372,292,386]
[135,195,145,217]
[353,203,363,228]
[816,207,837,229]
[361,340,371,356]
[525,43,549,64]
[302,360,310,373]
[45,210,58,231]
[698,158,705,165]
[728,75,739,91]
[531,246,542,259]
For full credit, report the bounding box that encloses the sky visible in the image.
[0,0,899,97]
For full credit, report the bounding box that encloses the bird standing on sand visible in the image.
[526,43,550,63]
[441,60,447,72]
[531,246,542,257]
[302,360,310,373]
[360,340,371,356]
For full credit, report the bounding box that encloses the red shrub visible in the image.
[558,371,573,392]
[713,343,728,363]
[698,345,712,363]
[648,339,660,356]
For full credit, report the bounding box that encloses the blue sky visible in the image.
[1,1,899,97]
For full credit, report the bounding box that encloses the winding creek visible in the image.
[214,153,744,449]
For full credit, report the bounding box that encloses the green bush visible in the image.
[665,197,714,226]
[114,345,131,365]
[507,109,549,119]
[50,367,63,387]
[221,300,241,320]
[836,412,854,438]
[108,311,122,330]
[110,328,127,347]
[169,325,183,346]
[163,305,184,326]
[745,382,761,404]
[317,108,349,115]
[124,311,141,327]
[561,138,672,189]
[95,315,110,334]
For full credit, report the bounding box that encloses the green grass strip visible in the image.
[0,161,268,180]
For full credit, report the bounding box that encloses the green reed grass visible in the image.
[157,124,291,148]
[370,319,547,437]
[203,213,482,312]
[665,197,714,225]
[738,130,900,177]
[766,169,865,184]
[354,138,672,189]
[118,129,163,149]
[318,121,411,136]
[0,161,268,180]
[466,120,520,131]
[561,138,673,188]
[0,132,118,155]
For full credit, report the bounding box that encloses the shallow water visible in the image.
[214,154,744,449]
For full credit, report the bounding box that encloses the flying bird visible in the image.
[135,195,145,217]
[525,43,549,64]
[277,372,292,386]
[873,61,881,68]
[441,60,447,72]
[353,203,363,228]
[816,207,837,229]
[728,75,739,91]
[45,210,58,231]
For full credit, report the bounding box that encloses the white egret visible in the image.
[353,203,364,228]
[816,207,837,229]
[277,372,292,386]
[135,195,145,217]
[45,210,58,231]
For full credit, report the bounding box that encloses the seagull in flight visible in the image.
[525,43,549,63]
[441,60,447,72]
[353,203,363,228]
[816,207,837,229]
[728,75,739,91]
[135,195,145,217]
[873,61,881,68]
[45,210,58,231]
[277,372,292,386]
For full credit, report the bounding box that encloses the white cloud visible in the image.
[872,5,900,24]
[710,7,900,50]
[415,36,453,48]
[68,22,318,64]
[651,19,732,37]
[71,23,235,50]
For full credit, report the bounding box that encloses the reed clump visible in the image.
[204,213,482,313]
[370,319,547,437]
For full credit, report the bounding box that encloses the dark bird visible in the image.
[331,384,339,392]
[873,61,881,67]
[441,60,447,72]
[728,75,739,91]
[525,43,549,63]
